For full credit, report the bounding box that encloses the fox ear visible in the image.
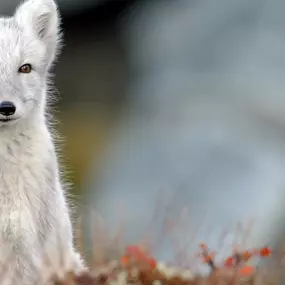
[14,0,61,66]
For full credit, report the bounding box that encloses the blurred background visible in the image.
[4,0,285,272]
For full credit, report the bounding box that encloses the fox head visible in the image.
[0,0,61,128]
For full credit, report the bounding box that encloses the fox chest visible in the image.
[0,159,48,244]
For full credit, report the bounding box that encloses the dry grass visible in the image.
[51,244,281,285]
[49,208,284,285]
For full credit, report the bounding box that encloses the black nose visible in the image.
[0,101,16,116]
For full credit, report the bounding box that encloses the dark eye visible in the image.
[18,64,32,74]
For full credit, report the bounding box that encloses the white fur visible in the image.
[0,0,85,284]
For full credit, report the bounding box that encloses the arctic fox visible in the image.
[0,0,85,284]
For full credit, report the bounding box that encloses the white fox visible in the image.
[0,0,85,284]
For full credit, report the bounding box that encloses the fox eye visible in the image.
[18,64,32,74]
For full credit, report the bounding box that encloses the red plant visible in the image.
[198,243,216,271]
[120,244,157,269]
[198,243,272,278]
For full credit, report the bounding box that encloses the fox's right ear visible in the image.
[14,0,61,67]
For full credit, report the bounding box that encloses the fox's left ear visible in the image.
[14,0,61,67]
